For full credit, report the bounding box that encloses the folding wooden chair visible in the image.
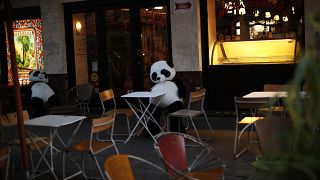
[98,89,134,141]
[104,154,167,180]
[68,83,94,115]
[0,110,50,173]
[63,115,119,180]
[167,88,214,140]
[154,132,224,180]
[233,97,271,158]
[260,84,289,116]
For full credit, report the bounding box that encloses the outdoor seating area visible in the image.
[2,0,320,179]
[1,79,313,180]
[1,100,267,180]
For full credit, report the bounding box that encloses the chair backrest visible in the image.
[187,88,206,110]
[77,83,93,101]
[99,89,116,112]
[104,154,167,180]
[156,133,188,176]
[234,97,271,117]
[90,116,115,146]
[91,116,114,134]
[104,154,134,180]
[99,89,117,117]
[0,110,29,127]
[263,84,289,91]
[155,132,222,178]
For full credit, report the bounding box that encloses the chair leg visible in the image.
[29,149,34,173]
[166,116,170,132]
[63,151,88,180]
[126,117,131,135]
[234,123,254,158]
[203,111,214,136]
[247,125,255,150]
[189,117,201,140]
[91,154,106,180]
[233,125,238,157]
[5,148,10,180]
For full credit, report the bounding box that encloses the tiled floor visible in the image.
[6,113,262,180]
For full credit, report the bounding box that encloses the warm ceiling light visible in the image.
[254,10,259,17]
[239,7,246,15]
[154,6,163,10]
[292,6,295,14]
[238,1,246,15]
[274,15,280,21]
[282,16,289,22]
[265,12,271,18]
[75,21,82,33]
[225,2,234,14]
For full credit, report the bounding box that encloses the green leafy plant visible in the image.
[252,15,320,179]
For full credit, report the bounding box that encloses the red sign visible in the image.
[175,1,192,10]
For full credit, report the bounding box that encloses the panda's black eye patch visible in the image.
[151,72,157,81]
[161,69,171,78]
[33,71,40,76]
[44,72,48,79]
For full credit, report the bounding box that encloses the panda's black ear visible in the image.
[167,61,174,68]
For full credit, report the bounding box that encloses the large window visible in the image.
[215,0,303,41]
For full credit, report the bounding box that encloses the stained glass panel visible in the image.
[5,18,44,86]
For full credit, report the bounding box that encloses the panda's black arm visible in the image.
[25,82,34,98]
[47,83,59,95]
[172,78,187,99]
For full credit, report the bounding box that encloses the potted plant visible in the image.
[252,13,320,179]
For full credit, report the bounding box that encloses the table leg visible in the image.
[124,97,164,143]
[27,128,59,180]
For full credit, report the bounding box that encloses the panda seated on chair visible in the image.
[146,60,187,137]
[26,69,60,118]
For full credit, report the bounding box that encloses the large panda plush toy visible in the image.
[147,60,186,136]
[26,69,60,117]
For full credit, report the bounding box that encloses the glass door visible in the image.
[139,6,169,90]
[104,8,132,96]
[104,6,169,96]
[68,2,170,97]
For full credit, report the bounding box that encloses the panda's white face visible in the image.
[29,69,49,83]
[150,61,176,83]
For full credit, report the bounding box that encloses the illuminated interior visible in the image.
[210,39,299,65]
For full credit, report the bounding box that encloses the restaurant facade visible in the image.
[1,0,319,110]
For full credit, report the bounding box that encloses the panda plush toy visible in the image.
[26,69,60,117]
[147,60,186,136]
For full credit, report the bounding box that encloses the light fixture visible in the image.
[238,1,246,15]
[154,6,163,10]
[75,21,82,33]
[254,10,259,17]
[225,2,234,14]
[282,16,288,22]
[239,7,246,15]
[274,15,280,21]
[265,12,271,18]
[292,6,295,14]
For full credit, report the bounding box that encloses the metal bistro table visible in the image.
[243,91,307,98]
[121,91,165,143]
[243,91,288,98]
[24,115,86,179]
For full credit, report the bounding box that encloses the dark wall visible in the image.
[204,64,296,110]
